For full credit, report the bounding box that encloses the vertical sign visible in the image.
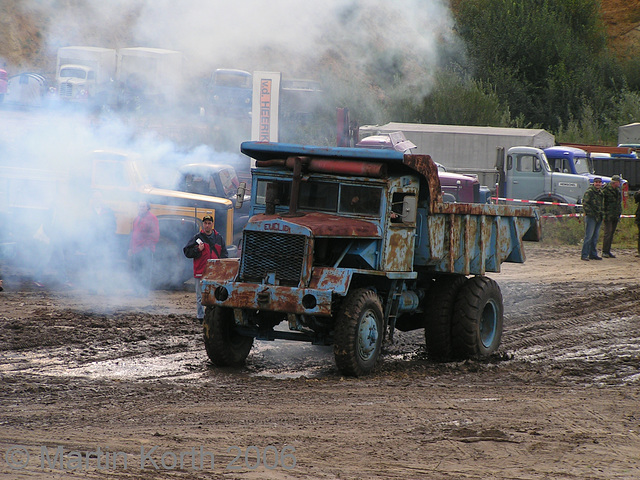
[251,71,281,142]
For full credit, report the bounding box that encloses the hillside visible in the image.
[601,0,640,57]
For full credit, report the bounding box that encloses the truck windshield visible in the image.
[256,179,382,216]
[214,72,252,88]
[59,68,87,79]
[573,157,592,174]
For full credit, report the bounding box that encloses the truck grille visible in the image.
[59,83,73,98]
[240,231,306,286]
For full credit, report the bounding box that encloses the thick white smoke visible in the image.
[1,0,463,300]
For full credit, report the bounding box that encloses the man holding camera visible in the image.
[183,214,228,322]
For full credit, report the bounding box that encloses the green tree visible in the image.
[453,0,622,133]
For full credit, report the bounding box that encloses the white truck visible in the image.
[55,46,116,104]
[360,123,589,204]
[360,123,555,187]
[116,47,183,109]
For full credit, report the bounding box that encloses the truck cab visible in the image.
[544,146,629,198]
[500,146,590,204]
[175,163,251,244]
[55,46,116,105]
[206,69,252,119]
[57,65,96,101]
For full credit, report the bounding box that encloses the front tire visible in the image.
[334,288,384,377]
[451,276,503,358]
[203,306,254,366]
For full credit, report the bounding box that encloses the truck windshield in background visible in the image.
[544,146,593,175]
[59,68,88,79]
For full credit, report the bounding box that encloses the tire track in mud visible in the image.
[500,281,640,384]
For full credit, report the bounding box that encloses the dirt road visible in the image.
[1,242,640,479]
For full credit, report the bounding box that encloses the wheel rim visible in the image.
[480,299,498,348]
[357,309,379,361]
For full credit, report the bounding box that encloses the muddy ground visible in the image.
[1,242,640,479]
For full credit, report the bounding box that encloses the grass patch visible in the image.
[540,202,638,249]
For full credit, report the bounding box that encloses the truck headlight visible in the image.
[302,294,317,309]
[214,286,229,301]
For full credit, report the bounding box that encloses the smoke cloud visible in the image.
[1,1,463,302]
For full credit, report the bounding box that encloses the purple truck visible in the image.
[356,133,490,203]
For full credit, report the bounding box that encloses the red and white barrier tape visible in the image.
[491,197,581,207]
[541,213,636,219]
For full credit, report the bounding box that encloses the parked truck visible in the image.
[355,132,491,203]
[359,123,556,187]
[116,47,183,109]
[200,142,540,376]
[360,123,591,205]
[55,46,116,104]
[544,146,629,200]
[205,69,253,119]
[558,143,640,191]
[497,146,590,205]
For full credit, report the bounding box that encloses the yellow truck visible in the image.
[0,149,235,288]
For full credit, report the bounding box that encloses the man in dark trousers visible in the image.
[183,214,228,322]
[581,177,604,261]
[601,175,623,258]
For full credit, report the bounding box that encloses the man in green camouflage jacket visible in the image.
[601,175,623,258]
[581,177,604,261]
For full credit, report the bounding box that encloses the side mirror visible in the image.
[235,182,247,209]
[402,196,417,223]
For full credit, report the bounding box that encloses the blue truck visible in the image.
[206,69,252,119]
[200,142,541,376]
[544,146,628,189]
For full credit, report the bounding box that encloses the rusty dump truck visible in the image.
[201,142,540,376]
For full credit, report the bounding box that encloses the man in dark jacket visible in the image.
[601,175,623,258]
[183,214,228,322]
[581,177,604,261]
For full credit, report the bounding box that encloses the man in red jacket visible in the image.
[183,214,228,322]
[129,201,159,296]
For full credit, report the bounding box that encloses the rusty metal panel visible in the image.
[308,267,352,295]
[423,210,538,274]
[383,227,414,271]
[202,258,240,283]
[401,153,443,208]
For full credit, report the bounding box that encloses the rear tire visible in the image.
[334,288,384,377]
[451,276,503,358]
[423,274,467,361]
[203,306,253,366]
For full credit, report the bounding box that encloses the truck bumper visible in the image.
[202,281,333,316]
[201,259,347,316]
